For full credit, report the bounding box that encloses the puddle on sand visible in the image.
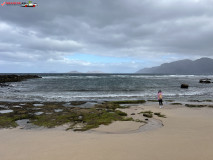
[0,105,9,109]
[34,112,44,115]
[16,119,41,129]
[0,110,13,114]
[13,105,22,108]
[33,104,44,107]
[54,109,63,112]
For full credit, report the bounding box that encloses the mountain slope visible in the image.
[136,58,213,74]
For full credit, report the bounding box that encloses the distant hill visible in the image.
[68,71,105,73]
[87,71,105,73]
[136,58,213,74]
[68,71,81,73]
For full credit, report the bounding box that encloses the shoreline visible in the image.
[1,100,213,131]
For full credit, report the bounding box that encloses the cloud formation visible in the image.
[0,0,213,73]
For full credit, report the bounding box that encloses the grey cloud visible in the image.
[1,0,213,72]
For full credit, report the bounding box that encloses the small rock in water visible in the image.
[0,83,9,87]
[0,110,13,114]
[199,79,211,83]
[181,84,189,89]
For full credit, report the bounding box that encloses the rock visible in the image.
[181,84,189,89]
[0,75,41,83]
[131,113,135,115]
[0,74,41,83]
[70,101,87,105]
[199,79,211,83]
[0,83,9,87]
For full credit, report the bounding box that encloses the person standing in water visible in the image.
[158,90,163,108]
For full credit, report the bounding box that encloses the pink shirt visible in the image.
[158,92,163,100]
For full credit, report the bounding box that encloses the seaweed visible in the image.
[139,110,153,114]
[154,112,166,118]
[143,113,153,118]
[185,104,207,108]
[111,100,146,104]
[0,101,134,131]
[170,103,182,105]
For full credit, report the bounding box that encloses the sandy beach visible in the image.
[1,104,213,160]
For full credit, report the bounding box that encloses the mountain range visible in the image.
[136,58,213,74]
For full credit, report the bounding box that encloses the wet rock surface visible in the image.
[181,84,189,88]
[199,78,212,83]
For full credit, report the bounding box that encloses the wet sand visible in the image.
[1,104,213,160]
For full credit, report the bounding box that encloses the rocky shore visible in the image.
[0,100,146,131]
[0,74,41,83]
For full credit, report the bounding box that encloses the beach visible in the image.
[1,104,213,160]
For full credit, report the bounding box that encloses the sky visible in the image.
[0,0,213,73]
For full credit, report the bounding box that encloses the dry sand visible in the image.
[1,104,213,160]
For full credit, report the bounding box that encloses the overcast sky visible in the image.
[0,0,213,73]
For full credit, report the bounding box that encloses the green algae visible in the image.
[0,101,134,131]
[185,104,207,108]
[185,104,213,108]
[0,116,18,128]
[139,110,153,114]
[154,112,166,118]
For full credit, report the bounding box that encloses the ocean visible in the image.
[0,74,213,102]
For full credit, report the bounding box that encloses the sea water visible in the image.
[0,74,213,102]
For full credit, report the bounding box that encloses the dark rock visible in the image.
[199,79,211,83]
[181,84,189,89]
[185,104,207,108]
[0,83,9,87]
[0,75,41,83]
[145,119,149,121]
[131,113,135,115]
[70,101,87,105]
